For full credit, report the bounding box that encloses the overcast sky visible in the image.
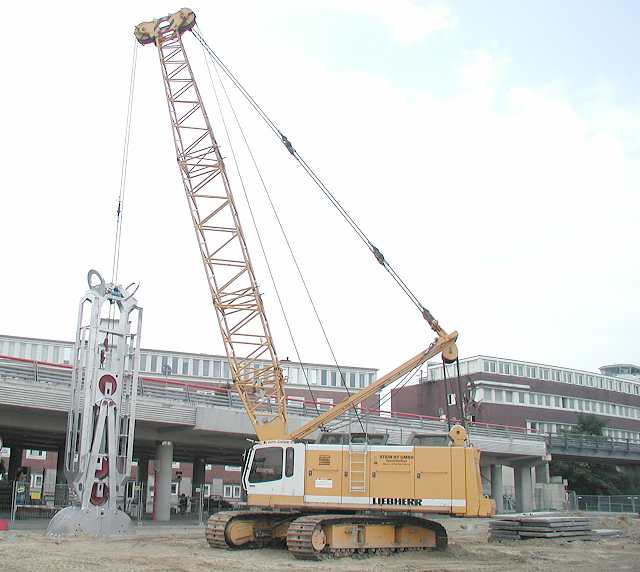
[1,1,638,378]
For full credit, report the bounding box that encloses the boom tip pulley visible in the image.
[134,8,196,46]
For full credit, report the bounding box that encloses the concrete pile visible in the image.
[489,516,592,541]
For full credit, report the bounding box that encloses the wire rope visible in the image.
[191,27,438,329]
[111,37,138,285]
[205,45,367,433]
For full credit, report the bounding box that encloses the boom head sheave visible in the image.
[134,8,196,46]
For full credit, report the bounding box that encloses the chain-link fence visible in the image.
[122,483,233,525]
[1,479,236,526]
[3,482,71,521]
[567,492,640,513]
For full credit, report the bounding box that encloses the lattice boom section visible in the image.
[155,31,286,431]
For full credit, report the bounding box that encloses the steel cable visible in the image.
[191,27,437,328]
[111,38,138,284]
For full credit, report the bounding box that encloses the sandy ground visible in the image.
[1,514,639,572]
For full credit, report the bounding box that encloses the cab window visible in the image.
[248,447,283,483]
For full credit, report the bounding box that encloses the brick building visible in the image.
[392,356,640,441]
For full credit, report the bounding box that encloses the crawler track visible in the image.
[286,513,448,560]
[205,510,300,549]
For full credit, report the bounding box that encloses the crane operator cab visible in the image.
[242,428,495,518]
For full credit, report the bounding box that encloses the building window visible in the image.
[233,485,241,498]
[170,483,179,495]
[213,361,221,377]
[518,392,525,404]
[495,390,504,403]
[182,360,189,375]
[349,373,356,388]
[26,450,46,460]
[330,371,337,387]
[203,360,210,376]
[140,354,147,371]
[447,393,457,406]
[52,346,60,363]
[306,369,316,385]
[172,357,179,374]
[505,391,513,403]
[222,362,230,379]
[223,484,233,498]
[287,396,304,409]
[320,369,327,386]
[317,398,333,410]
[150,355,158,372]
[192,359,200,376]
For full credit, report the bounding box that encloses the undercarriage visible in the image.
[206,510,448,560]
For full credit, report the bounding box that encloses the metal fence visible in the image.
[0,479,234,526]
[123,483,232,526]
[0,482,71,521]
[567,492,640,513]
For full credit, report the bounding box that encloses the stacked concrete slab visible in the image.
[489,516,591,541]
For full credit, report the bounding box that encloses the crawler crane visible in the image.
[134,8,495,560]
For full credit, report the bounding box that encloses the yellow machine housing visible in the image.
[244,426,494,517]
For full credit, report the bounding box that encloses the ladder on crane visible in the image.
[347,411,369,494]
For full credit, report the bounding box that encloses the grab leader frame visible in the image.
[48,270,142,536]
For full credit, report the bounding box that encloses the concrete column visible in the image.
[193,458,205,494]
[490,464,504,514]
[535,462,550,484]
[55,448,66,485]
[155,441,173,522]
[138,458,149,514]
[8,447,23,482]
[138,458,149,486]
[514,464,534,513]
[55,447,67,505]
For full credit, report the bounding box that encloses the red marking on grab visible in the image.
[98,374,117,396]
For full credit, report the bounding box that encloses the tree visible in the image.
[550,414,639,494]
[569,414,606,437]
